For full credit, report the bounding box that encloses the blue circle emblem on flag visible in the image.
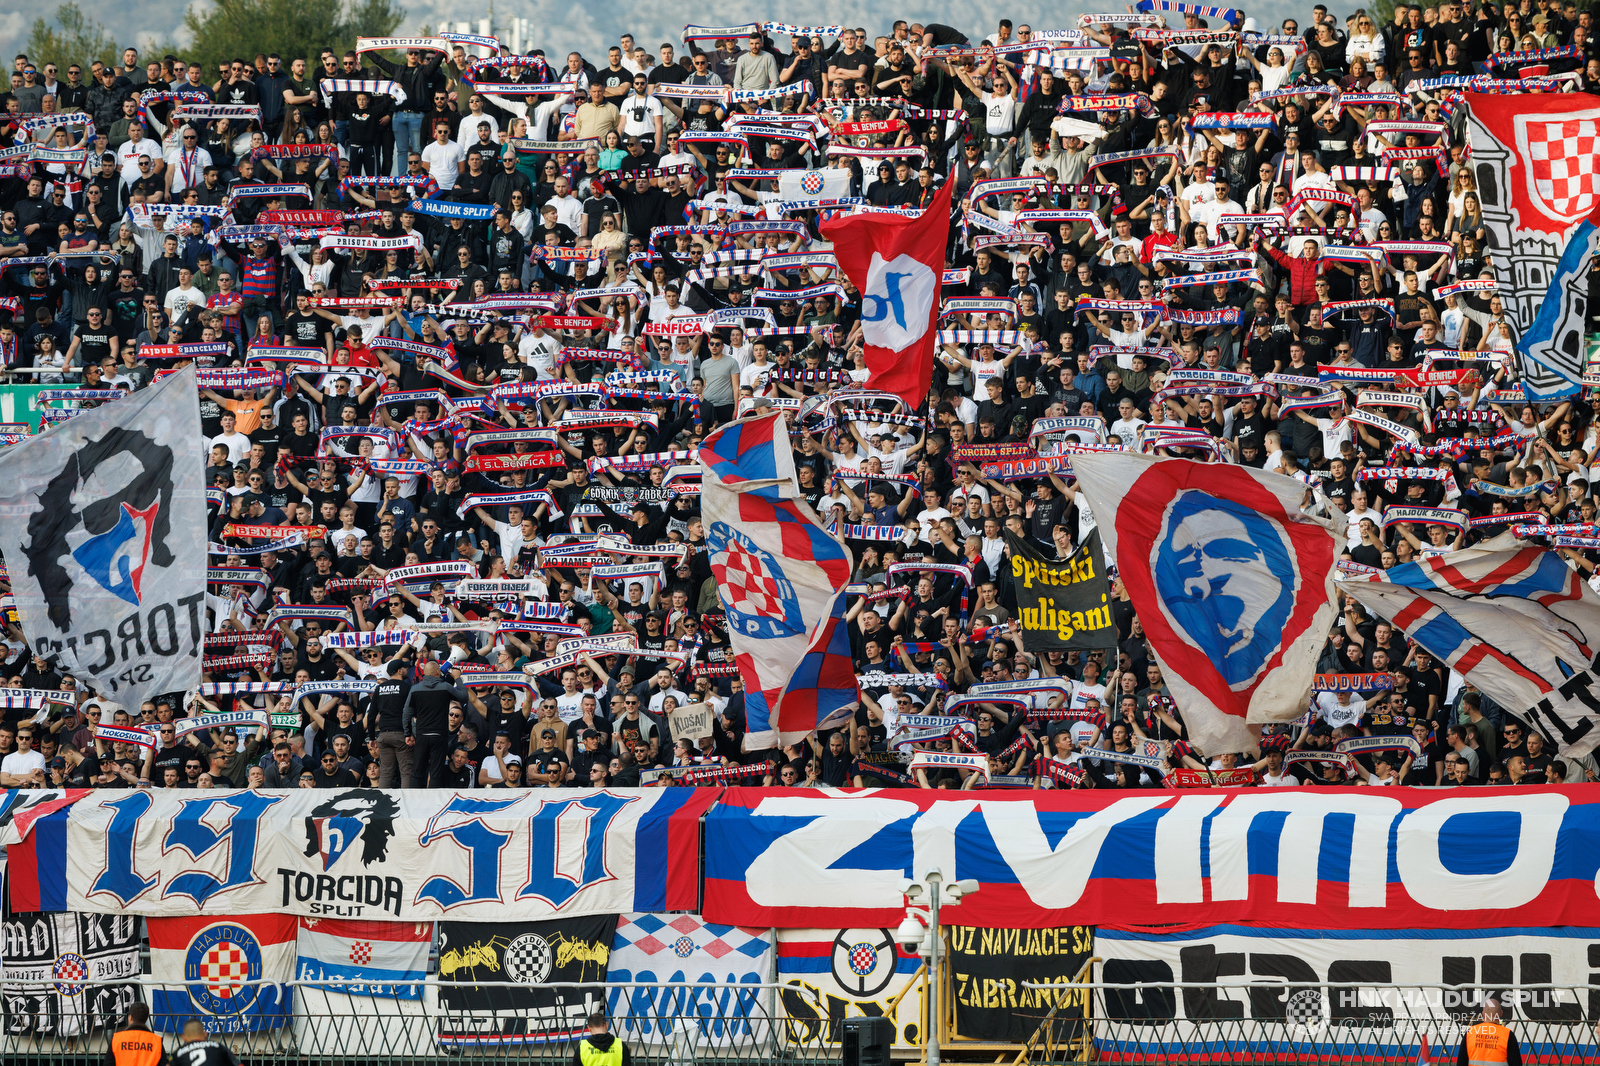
[51,953,87,995]
[184,923,264,1016]
[801,171,824,195]
[829,928,898,997]
[707,524,804,638]
[1153,490,1296,688]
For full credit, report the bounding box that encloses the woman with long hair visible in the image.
[1246,46,1292,91]
[108,222,144,279]
[598,129,626,171]
[1448,191,1485,249]
[590,211,627,265]
[280,106,306,145]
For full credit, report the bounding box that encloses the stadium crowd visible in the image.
[0,4,1596,794]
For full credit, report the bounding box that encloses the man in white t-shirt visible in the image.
[1345,489,1384,547]
[543,176,583,231]
[0,728,45,786]
[1069,672,1106,714]
[618,77,664,146]
[1257,746,1297,786]
[646,669,690,714]
[116,124,160,186]
[655,132,695,170]
[455,95,501,145]
[162,268,207,321]
[1108,398,1149,448]
[471,503,530,561]
[1190,178,1243,234]
[208,412,251,463]
[164,126,213,196]
[420,126,465,191]
[519,325,560,378]
[915,487,953,542]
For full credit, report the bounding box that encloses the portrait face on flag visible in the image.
[1071,453,1343,753]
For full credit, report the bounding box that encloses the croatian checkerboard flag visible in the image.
[148,914,296,1033]
[699,412,858,750]
[295,917,431,1000]
[1344,545,1600,760]
[1465,92,1600,401]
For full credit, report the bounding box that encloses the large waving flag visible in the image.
[0,366,205,705]
[1465,91,1600,401]
[1072,454,1344,755]
[1343,545,1600,759]
[699,412,857,750]
[820,177,953,406]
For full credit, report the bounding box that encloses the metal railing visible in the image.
[1016,980,1600,1064]
[0,979,832,1064]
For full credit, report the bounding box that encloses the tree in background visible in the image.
[25,4,118,71]
[179,0,405,71]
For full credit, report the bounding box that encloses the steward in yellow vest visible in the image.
[1457,997,1520,1066]
[571,1011,634,1066]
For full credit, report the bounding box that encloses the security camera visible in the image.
[899,878,924,900]
[948,878,980,899]
[894,914,925,951]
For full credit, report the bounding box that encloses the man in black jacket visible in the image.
[488,151,533,213]
[368,47,445,177]
[88,67,131,133]
[613,171,669,241]
[1015,68,1064,143]
[402,661,463,787]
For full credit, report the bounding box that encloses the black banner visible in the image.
[436,915,617,1047]
[948,925,1094,1042]
[1004,530,1119,652]
[0,912,141,1036]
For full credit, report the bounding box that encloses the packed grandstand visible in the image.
[0,3,1595,801]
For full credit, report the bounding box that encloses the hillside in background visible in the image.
[8,0,1306,75]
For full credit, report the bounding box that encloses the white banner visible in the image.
[1094,925,1598,1060]
[606,913,774,1047]
[0,367,206,704]
[775,169,852,201]
[61,787,707,920]
[776,929,926,1050]
[668,701,716,743]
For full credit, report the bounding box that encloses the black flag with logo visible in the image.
[1003,529,1118,652]
[435,915,618,1047]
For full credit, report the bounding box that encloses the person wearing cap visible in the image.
[527,728,570,787]
[570,727,613,784]
[488,756,525,790]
